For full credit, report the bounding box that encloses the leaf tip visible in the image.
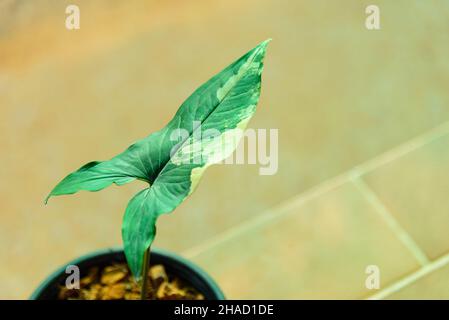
[259,38,272,48]
[44,194,51,205]
[252,39,271,59]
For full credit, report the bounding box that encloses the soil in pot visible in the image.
[58,263,204,300]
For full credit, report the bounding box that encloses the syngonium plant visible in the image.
[46,39,270,298]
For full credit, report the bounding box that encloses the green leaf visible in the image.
[46,39,270,278]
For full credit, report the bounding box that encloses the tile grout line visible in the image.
[182,120,449,259]
[352,120,449,176]
[366,251,449,300]
[182,173,348,258]
[350,176,430,266]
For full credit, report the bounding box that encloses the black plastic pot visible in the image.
[30,247,225,300]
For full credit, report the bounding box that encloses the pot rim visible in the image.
[29,247,225,300]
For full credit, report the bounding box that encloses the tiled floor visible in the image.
[186,122,449,299]
[1,0,449,299]
[186,182,422,299]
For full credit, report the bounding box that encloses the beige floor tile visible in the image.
[190,183,420,299]
[387,261,449,299]
[363,133,449,260]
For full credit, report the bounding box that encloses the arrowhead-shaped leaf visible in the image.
[46,39,270,278]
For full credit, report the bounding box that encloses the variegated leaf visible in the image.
[46,39,270,278]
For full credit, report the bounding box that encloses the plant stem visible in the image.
[140,246,151,300]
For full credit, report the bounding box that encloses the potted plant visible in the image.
[31,39,270,300]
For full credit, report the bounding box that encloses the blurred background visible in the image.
[1,0,449,299]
